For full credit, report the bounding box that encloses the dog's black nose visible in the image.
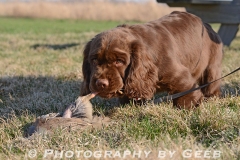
[96,79,109,89]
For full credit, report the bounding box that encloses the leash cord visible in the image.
[154,67,240,103]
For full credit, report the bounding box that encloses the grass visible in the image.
[0,17,127,35]
[0,1,184,22]
[0,17,240,160]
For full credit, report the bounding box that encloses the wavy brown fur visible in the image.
[80,11,223,109]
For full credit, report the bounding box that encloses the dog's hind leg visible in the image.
[162,65,204,109]
[201,44,223,98]
[201,65,222,98]
[172,83,204,109]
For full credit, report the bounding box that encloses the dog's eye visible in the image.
[114,59,124,67]
[92,59,98,65]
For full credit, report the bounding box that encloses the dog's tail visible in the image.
[203,23,222,44]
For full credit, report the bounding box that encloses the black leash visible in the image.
[154,67,240,104]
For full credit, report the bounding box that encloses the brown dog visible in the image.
[80,11,223,109]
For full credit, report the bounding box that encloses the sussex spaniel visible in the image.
[80,11,223,109]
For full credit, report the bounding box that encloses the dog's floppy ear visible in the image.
[80,40,92,96]
[117,24,129,28]
[124,40,158,100]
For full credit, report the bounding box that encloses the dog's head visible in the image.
[81,26,158,100]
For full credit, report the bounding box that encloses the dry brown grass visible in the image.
[0,1,184,21]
